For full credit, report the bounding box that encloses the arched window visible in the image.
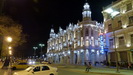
[85,28,89,36]
[91,28,93,36]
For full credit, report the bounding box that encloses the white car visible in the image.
[13,64,58,75]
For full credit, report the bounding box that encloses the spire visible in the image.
[59,27,62,32]
[82,2,92,21]
[50,25,55,38]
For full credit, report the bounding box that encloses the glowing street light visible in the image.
[33,47,38,57]
[39,44,45,58]
[105,8,120,73]
[9,50,12,55]
[6,37,12,42]
[8,46,12,50]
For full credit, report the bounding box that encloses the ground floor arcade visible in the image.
[47,49,106,66]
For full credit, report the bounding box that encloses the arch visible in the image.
[85,28,89,36]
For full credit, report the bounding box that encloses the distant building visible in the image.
[47,2,105,65]
[102,0,133,67]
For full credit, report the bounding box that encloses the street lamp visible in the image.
[8,46,12,55]
[39,44,45,58]
[105,8,120,73]
[6,37,12,55]
[5,36,13,73]
[33,47,38,58]
[7,37,12,43]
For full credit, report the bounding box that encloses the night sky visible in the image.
[3,0,116,57]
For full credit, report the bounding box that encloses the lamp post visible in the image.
[8,46,12,55]
[33,47,38,58]
[105,8,120,73]
[6,37,12,55]
[6,36,12,75]
[6,36,12,56]
[39,44,45,58]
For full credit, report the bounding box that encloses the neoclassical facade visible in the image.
[102,0,133,66]
[47,2,105,65]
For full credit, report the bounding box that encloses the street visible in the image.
[0,61,133,75]
[10,65,126,75]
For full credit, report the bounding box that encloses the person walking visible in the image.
[85,61,91,72]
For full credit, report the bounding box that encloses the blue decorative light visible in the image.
[99,34,104,54]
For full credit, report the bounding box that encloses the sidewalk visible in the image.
[51,64,133,75]
[0,61,12,75]
[0,61,3,69]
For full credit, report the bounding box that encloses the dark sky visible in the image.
[3,0,116,57]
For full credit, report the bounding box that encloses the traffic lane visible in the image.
[0,69,7,75]
[12,68,120,75]
[58,69,98,75]
[12,69,24,75]
[58,67,122,75]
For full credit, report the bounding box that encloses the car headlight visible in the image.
[13,72,18,75]
[32,61,35,64]
[29,61,32,64]
[28,61,35,65]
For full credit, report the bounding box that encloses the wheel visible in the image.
[12,67,16,70]
[50,73,54,75]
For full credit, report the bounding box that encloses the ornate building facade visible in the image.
[47,2,105,65]
[102,0,133,66]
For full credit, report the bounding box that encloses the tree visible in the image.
[0,16,26,57]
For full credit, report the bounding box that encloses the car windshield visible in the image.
[25,66,34,72]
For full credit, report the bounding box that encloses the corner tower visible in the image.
[50,28,55,38]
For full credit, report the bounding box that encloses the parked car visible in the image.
[13,64,58,75]
[12,62,30,70]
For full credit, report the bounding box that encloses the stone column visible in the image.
[70,50,74,64]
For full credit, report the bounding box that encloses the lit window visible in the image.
[74,31,76,38]
[63,37,65,42]
[109,39,114,48]
[74,43,76,48]
[119,36,125,46]
[129,16,133,25]
[86,40,89,46]
[78,41,80,46]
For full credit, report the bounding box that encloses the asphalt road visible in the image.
[11,66,121,75]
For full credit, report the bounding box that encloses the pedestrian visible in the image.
[128,62,132,69]
[85,61,91,72]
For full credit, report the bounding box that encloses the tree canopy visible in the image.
[0,16,26,56]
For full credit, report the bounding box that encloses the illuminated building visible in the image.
[47,2,105,65]
[102,0,133,67]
